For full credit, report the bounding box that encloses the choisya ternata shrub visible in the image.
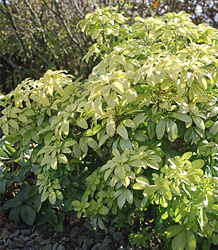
[0,7,218,249]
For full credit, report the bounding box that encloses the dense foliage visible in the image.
[0,0,217,93]
[1,7,218,250]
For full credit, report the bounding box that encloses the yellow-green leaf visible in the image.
[107,92,117,109]
[49,192,56,205]
[64,139,77,147]
[167,119,178,142]
[51,158,57,170]
[77,117,88,129]
[8,119,19,130]
[79,137,88,152]
[111,81,124,95]
[57,154,68,164]
[193,116,205,130]
[86,137,99,149]
[106,117,115,137]
[117,124,128,140]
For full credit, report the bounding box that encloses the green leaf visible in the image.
[133,182,148,190]
[98,205,109,215]
[172,230,186,250]
[72,200,81,207]
[156,118,166,140]
[209,121,218,135]
[44,207,58,225]
[117,192,126,209]
[182,152,192,160]
[77,117,88,129]
[92,124,102,135]
[192,116,205,130]
[18,115,28,123]
[41,154,51,166]
[195,73,207,89]
[106,117,116,137]
[136,176,149,185]
[120,138,132,150]
[9,207,21,224]
[41,190,49,202]
[73,144,81,159]
[125,189,133,204]
[107,92,117,109]
[49,192,56,205]
[166,225,184,238]
[2,198,22,210]
[8,119,19,129]
[57,154,68,164]
[185,231,196,250]
[20,205,36,226]
[192,159,204,169]
[64,139,77,147]
[147,120,156,139]
[99,134,109,147]
[79,137,88,153]
[0,179,6,193]
[123,119,136,129]
[212,234,218,245]
[111,81,124,95]
[86,137,99,149]
[167,119,178,142]
[50,158,57,170]
[2,123,9,134]
[104,168,113,181]
[115,13,125,23]
[62,122,69,135]
[117,124,128,140]
[133,113,147,127]
[62,147,71,154]
[0,148,9,160]
[134,130,148,142]
[170,112,192,123]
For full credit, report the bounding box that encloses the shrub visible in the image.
[0,8,218,249]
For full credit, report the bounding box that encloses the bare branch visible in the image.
[1,0,28,59]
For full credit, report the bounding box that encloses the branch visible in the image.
[1,55,21,73]
[52,0,85,57]
[1,0,28,59]
[71,0,85,18]
[117,0,127,13]
[23,0,58,60]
